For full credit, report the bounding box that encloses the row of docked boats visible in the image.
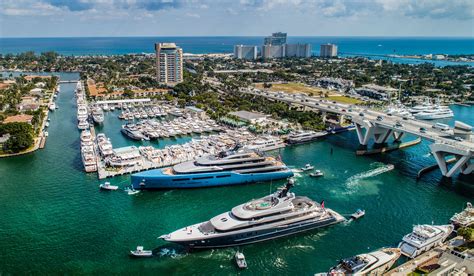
[76,82,98,173]
[385,99,454,120]
[120,117,222,141]
[118,106,167,120]
[80,130,97,172]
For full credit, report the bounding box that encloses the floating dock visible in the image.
[417,157,457,179]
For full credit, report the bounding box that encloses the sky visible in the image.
[0,0,473,37]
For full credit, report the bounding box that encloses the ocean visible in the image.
[0,72,473,274]
[1,36,473,66]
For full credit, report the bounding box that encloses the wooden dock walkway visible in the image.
[39,136,46,149]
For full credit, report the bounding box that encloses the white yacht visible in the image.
[318,248,401,276]
[414,108,454,120]
[102,103,110,111]
[81,146,97,172]
[385,104,414,119]
[91,107,104,124]
[77,119,89,130]
[243,136,286,152]
[450,202,474,228]
[160,179,345,249]
[96,133,114,157]
[77,105,88,121]
[286,131,328,145]
[48,102,56,111]
[398,224,454,258]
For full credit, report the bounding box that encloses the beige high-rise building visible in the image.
[155,43,183,85]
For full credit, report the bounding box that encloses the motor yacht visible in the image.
[318,248,401,275]
[92,107,105,124]
[414,108,454,120]
[450,202,474,228]
[77,119,89,130]
[121,125,149,141]
[398,224,454,258]
[160,179,345,248]
[131,151,293,189]
[96,133,114,157]
[286,131,328,145]
[48,102,56,111]
[243,136,286,152]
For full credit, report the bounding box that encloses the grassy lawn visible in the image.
[326,95,363,104]
[255,82,328,95]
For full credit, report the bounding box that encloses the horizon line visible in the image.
[1,35,473,39]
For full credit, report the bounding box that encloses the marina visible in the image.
[1,75,473,274]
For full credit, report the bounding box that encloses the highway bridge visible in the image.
[239,87,474,178]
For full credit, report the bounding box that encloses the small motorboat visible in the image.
[351,209,365,220]
[44,131,49,137]
[130,246,153,257]
[309,170,324,177]
[234,251,247,269]
[45,122,50,127]
[125,187,140,195]
[99,182,119,191]
[301,164,314,171]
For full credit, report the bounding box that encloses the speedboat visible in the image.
[301,164,314,171]
[317,248,401,275]
[159,178,345,249]
[130,246,152,257]
[351,209,365,219]
[235,252,247,269]
[99,182,119,191]
[48,102,56,111]
[398,224,453,258]
[125,187,140,195]
[309,170,323,177]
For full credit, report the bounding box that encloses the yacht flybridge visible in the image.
[160,178,345,249]
[398,224,453,258]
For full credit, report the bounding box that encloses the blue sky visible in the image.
[0,0,473,37]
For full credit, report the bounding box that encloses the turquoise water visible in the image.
[0,73,473,274]
[1,36,473,66]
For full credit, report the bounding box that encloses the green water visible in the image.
[1,73,473,274]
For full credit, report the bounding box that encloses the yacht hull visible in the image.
[131,169,293,189]
[166,216,341,249]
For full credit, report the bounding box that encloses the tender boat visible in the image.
[235,252,247,269]
[130,246,153,257]
[99,182,119,191]
[301,164,314,171]
[159,178,345,249]
[48,103,56,111]
[44,131,49,137]
[309,170,324,177]
[398,224,454,258]
[351,209,365,219]
[317,248,401,275]
[125,187,140,195]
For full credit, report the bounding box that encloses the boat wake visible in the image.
[157,247,184,259]
[346,163,395,187]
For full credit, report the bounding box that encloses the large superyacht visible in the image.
[286,130,329,145]
[159,179,345,248]
[131,150,293,189]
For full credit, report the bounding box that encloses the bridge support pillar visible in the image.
[374,129,393,144]
[430,143,473,177]
[392,131,405,142]
[354,121,375,146]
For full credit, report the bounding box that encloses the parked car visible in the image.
[376,116,383,121]
[395,121,403,127]
[419,127,427,133]
[359,112,364,117]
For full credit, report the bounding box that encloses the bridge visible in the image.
[239,87,474,178]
